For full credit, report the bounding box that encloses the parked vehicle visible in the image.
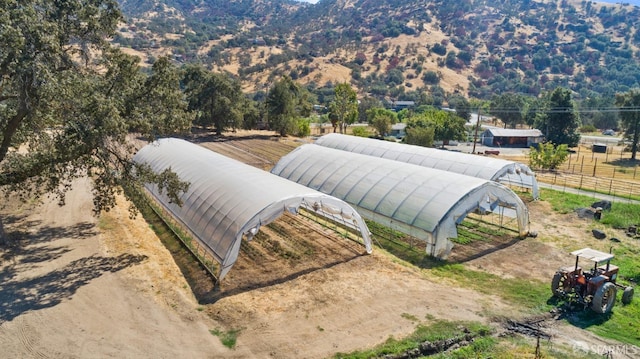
[552,248,634,313]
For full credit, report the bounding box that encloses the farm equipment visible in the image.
[551,247,634,314]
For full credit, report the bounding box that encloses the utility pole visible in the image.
[472,108,481,154]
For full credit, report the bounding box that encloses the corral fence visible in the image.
[529,137,640,201]
[536,171,640,202]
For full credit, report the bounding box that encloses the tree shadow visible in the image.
[547,296,614,329]
[606,158,640,168]
[1,222,98,273]
[0,253,148,323]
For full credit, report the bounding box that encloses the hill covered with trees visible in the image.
[115,0,640,103]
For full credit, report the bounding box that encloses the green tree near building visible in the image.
[529,143,569,171]
[183,65,244,136]
[535,87,581,147]
[367,108,397,138]
[405,109,466,147]
[615,89,640,161]
[328,83,358,133]
[404,123,435,147]
[266,76,310,136]
[0,0,192,213]
[489,93,526,129]
[447,95,471,122]
[357,96,382,123]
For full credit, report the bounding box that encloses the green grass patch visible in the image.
[97,216,116,231]
[600,202,640,229]
[540,188,640,229]
[400,312,419,322]
[333,320,493,359]
[431,264,553,313]
[209,328,241,349]
[539,188,594,214]
[565,296,640,346]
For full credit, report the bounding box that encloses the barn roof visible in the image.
[483,128,544,137]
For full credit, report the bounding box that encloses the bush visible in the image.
[579,124,597,133]
[529,143,569,170]
[351,126,370,137]
[294,118,311,137]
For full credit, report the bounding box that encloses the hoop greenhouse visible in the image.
[133,138,372,280]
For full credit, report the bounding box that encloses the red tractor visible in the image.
[552,248,634,314]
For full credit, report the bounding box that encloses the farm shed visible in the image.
[133,138,373,280]
[271,144,530,259]
[480,128,543,148]
[315,133,539,199]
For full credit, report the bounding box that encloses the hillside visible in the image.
[114,0,640,103]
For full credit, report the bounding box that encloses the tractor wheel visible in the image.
[622,286,634,305]
[591,282,617,314]
[551,271,569,297]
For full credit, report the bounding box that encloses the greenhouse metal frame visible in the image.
[315,133,539,199]
[271,144,530,258]
[133,138,373,280]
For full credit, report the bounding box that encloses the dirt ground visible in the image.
[0,131,636,358]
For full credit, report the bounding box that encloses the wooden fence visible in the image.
[536,171,640,201]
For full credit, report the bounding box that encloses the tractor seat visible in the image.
[598,264,618,274]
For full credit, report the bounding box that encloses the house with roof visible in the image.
[481,128,544,148]
[391,100,415,111]
[390,123,407,139]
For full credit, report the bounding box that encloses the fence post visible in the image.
[609,179,613,195]
[592,158,597,177]
[580,156,584,173]
[579,174,583,189]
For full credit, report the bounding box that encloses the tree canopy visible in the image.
[366,107,397,137]
[405,108,466,147]
[489,93,526,129]
[328,83,358,133]
[266,76,310,136]
[534,87,581,147]
[183,65,244,135]
[0,0,192,213]
[615,89,640,161]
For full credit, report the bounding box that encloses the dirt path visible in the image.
[0,178,234,358]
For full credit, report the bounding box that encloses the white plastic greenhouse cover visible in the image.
[133,138,372,280]
[271,144,529,258]
[315,133,539,199]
